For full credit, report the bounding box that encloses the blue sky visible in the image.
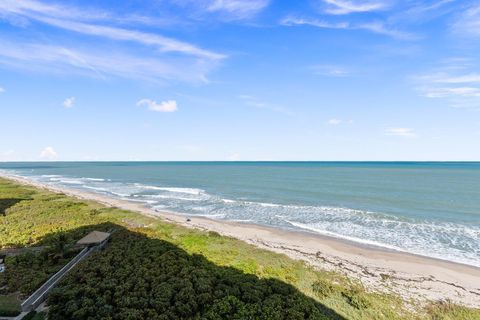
[1,0,480,161]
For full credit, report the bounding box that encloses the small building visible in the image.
[76,231,111,247]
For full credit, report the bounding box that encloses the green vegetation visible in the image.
[1,177,479,319]
[0,293,21,316]
[23,310,47,320]
[48,226,339,319]
[1,247,80,297]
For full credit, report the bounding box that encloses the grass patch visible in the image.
[425,300,480,320]
[0,293,21,317]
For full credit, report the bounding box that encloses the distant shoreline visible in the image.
[2,172,480,307]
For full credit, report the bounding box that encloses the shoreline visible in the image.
[2,173,480,307]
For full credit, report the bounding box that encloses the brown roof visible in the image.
[76,231,110,245]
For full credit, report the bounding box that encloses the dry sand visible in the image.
[3,174,480,307]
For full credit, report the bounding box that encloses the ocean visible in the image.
[1,161,479,267]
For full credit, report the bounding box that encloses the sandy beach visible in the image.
[3,173,480,308]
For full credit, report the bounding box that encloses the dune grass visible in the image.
[0,177,479,319]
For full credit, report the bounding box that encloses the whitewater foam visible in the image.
[3,169,479,268]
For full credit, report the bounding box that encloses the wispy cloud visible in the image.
[0,1,224,60]
[0,86,4,93]
[63,97,75,108]
[0,41,215,83]
[321,0,391,15]
[385,127,416,138]
[312,64,350,77]
[207,0,269,19]
[451,4,480,37]
[177,145,202,153]
[39,146,58,160]
[238,95,293,116]
[173,0,270,20]
[37,17,224,60]
[227,152,241,161]
[0,150,16,161]
[411,0,456,13]
[327,118,342,125]
[415,60,480,108]
[422,86,480,98]
[327,118,353,125]
[280,16,415,40]
[0,0,224,83]
[137,99,178,112]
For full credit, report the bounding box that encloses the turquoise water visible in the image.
[1,162,479,267]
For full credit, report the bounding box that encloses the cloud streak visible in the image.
[322,0,391,15]
[238,95,293,116]
[281,16,416,40]
[173,0,270,20]
[207,0,270,19]
[137,99,178,112]
[0,0,224,83]
[0,40,216,83]
[313,65,350,77]
[415,60,480,108]
[327,118,342,125]
[0,0,224,60]
[385,127,416,138]
[451,4,480,37]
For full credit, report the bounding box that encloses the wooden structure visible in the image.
[76,231,111,247]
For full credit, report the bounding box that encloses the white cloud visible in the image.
[431,73,480,84]
[280,16,415,40]
[0,150,16,161]
[137,99,178,112]
[452,4,480,37]
[34,17,224,61]
[422,87,480,98]
[415,61,480,108]
[207,0,269,19]
[39,147,58,160]
[63,96,75,108]
[385,127,416,138]
[177,145,201,152]
[0,0,224,83]
[227,152,241,161]
[322,0,391,15]
[173,0,269,20]
[0,86,4,93]
[281,16,349,29]
[238,95,293,116]
[2,150,14,156]
[328,118,342,125]
[313,65,350,77]
[0,41,215,83]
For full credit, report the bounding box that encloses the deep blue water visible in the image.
[1,162,479,266]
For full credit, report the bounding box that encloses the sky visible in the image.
[1,0,480,161]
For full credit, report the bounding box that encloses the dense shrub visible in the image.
[341,288,371,310]
[311,279,335,299]
[48,230,340,320]
[0,308,20,317]
[0,248,79,297]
